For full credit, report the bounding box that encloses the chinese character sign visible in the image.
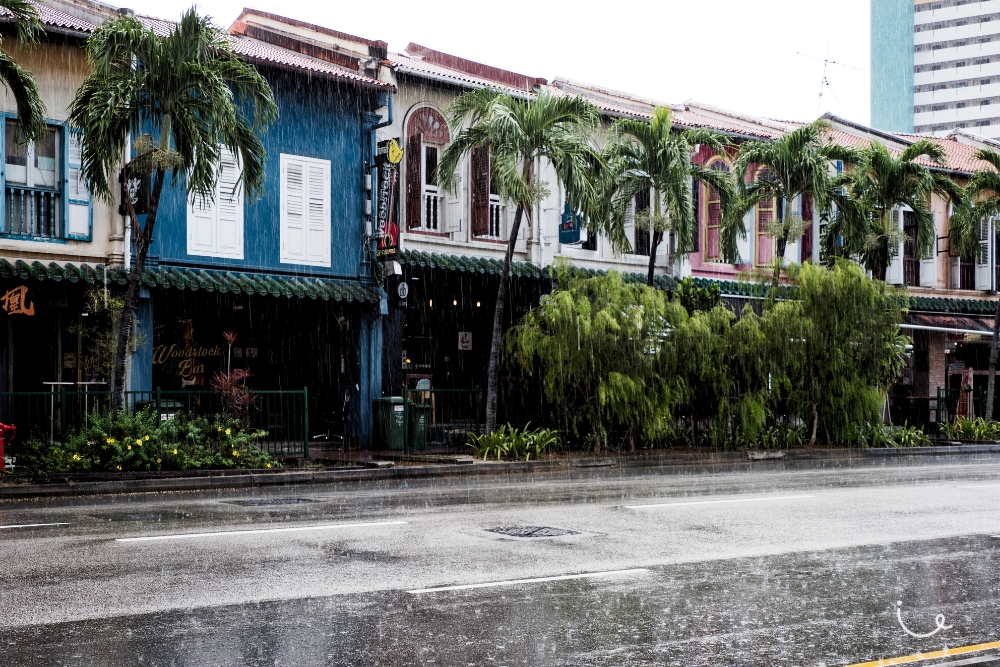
[1,285,34,316]
[376,139,402,261]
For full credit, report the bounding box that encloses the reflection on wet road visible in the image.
[2,455,1000,666]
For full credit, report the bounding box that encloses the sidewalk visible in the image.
[3,444,1000,500]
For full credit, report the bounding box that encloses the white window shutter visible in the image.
[920,211,937,287]
[281,153,331,267]
[886,208,904,285]
[216,148,244,259]
[67,132,90,238]
[951,255,962,289]
[187,146,244,259]
[976,216,994,290]
[444,171,462,233]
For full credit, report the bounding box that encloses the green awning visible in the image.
[0,259,380,304]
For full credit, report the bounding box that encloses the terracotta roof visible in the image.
[231,8,387,50]
[1,2,95,33]
[672,109,784,140]
[136,13,173,37]
[894,133,994,173]
[233,35,392,90]
[391,51,535,96]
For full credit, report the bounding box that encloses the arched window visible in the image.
[405,107,451,232]
[704,159,729,261]
[754,167,777,266]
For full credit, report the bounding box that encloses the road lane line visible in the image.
[116,520,407,543]
[623,495,814,509]
[408,568,649,594]
[958,483,1000,489]
[843,640,1000,667]
[0,522,70,529]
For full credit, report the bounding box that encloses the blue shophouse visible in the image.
[132,11,395,447]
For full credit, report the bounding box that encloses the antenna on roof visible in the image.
[797,49,864,116]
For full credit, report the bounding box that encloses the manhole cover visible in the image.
[226,498,316,507]
[486,526,580,538]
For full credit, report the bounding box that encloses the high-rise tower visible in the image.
[874,0,1000,138]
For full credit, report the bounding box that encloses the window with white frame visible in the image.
[422,144,442,231]
[187,147,245,259]
[2,119,90,241]
[279,153,331,267]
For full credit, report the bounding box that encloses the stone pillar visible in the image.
[928,331,947,409]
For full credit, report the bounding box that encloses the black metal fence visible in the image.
[402,387,483,453]
[0,387,309,457]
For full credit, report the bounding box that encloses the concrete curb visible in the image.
[1,444,998,500]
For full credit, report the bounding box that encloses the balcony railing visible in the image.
[3,185,61,239]
[903,258,920,287]
[488,200,503,238]
[422,190,442,231]
[961,262,976,290]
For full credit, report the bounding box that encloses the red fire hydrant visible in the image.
[0,422,16,472]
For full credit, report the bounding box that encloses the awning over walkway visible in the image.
[0,259,380,303]
[902,311,996,336]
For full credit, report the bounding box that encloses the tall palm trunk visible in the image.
[485,162,533,434]
[646,189,662,286]
[111,168,165,410]
[986,297,1000,420]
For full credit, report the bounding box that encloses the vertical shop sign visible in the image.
[376,139,403,260]
[559,203,581,244]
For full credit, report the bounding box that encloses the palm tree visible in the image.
[437,88,600,434]
[602,107,733,285]
[69,9,277,409]
[0,0,47,142]
[823,140,961,281]
[958,149,1000,419]
[722,119,853,285]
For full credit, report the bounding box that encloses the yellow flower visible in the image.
[225,428,231,436]
[232,450,239,457]
[127,444,132,451]
[115,465,121,470]
[156,458,161,464]
[173,448,177,455]
[136,439,142,446]
[265,463,271,468]
[217,426,223,432]
[72,454,80,461]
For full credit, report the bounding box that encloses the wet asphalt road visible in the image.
[2,455,1000,666]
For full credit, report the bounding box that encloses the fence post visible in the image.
[475,385,480,435]
[303,387,309,460]
[403,386,409,455]
[156,387,161,422]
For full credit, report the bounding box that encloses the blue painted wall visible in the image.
[871,0,914,133]
[151,67,380,280]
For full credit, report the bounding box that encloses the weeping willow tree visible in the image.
[509,261,908,450]
[507,263,687,453]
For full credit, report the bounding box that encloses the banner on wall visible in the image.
[375,139,402,260]
[559,203,581,245]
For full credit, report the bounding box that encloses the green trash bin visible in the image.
[373,397,406,450]
[408,402,432,451]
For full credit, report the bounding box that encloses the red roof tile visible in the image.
[391,51,534,96]
[233,35,392,90]
[1,2,95,33]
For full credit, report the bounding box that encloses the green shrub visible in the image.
[467,424,562,461]
[939,417,1000,441]
[16,408,280,474]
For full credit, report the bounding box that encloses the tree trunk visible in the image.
[591,418,602,454]
[485,205,526,434]
[111,168,166,410]
[646,231,662,286]
[809,403,818,447]
[986,296,1000,421]
[771,197,791,287]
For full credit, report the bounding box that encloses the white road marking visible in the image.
[408,568,649,594]
[0,522,70,529]
[623,494,814,509]
[958,483,1000,489]
[116,520,407,543]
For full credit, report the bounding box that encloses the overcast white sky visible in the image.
[120,0,872,125]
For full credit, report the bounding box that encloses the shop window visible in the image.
[279,153,331,267]
[187,146,244,259]
[704,159,729,261]
[2,119,90,241]
[582,228,598,251]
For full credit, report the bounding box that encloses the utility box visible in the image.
[373,397,406,450]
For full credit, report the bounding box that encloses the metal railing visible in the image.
[402,387,482,454]
[903,257,920,287]
[4,185,61,239]
[936,386,988,423]
[0,387,309,458]
[423,190,441,231]
[488,199,504,238]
